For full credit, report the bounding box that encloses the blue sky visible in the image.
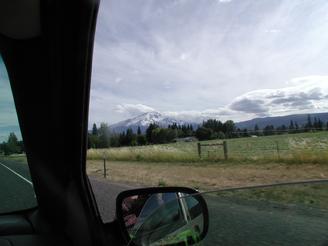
[89,0,328,125]
[0,55,21,142]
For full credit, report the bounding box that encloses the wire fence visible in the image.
[197,133,328,161]
[87,132,328,163]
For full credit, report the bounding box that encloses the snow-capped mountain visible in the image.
[110,111,196,133]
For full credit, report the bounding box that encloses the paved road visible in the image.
[0,159,36,213]
[0,157,131,220]
[2,158,328,245]
[89,178,138,222]
[90,178,328,246]
[203,195,328,246]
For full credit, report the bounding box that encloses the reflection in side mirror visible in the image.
[116,187,209,246]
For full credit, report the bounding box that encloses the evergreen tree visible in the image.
[306,114,313,130]
[242,128,249,137]
[98,123,110,148]
[289,120,295,133]
[124,128,137,146]
[88,133,99,148]
[223,120,236,138]
[195,127,214,141]
[150,128,177,144]
[2,133,21,155]
[295,122,300,133]
[137,135,147,145]
[109,134,120,147]
[254,124,260,135]
[263,125,275,136]
[217,131,226,139]
[276,124,287,134]
[119,132,126,146]
[87,134,92,149]
[92,123,98,135]
[0,142,5,155]
[137,126,142,135]
[313,117,318,130]
[146,123,159,144]
[316,118,324,130]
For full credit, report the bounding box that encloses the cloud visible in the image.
[270,89,323,108]
[89,0,328,125]
[163,108,236,122]
[229,76,328,116]
[218,0,232,3]
[113,104,241,123]
[107,76,328,124]
[265,29,281,34]
[115,103,155,116]
[230,98,267,115]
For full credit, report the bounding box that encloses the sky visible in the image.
[2,0,328,141]
[0,55,21,142]
[89,0,328,125]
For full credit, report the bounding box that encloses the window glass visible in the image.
[88,0,328,233]
[0,54,37,213]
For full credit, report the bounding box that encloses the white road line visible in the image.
[0,161,33,187]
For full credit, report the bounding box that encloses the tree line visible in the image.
[88,119,238,148]
[88,115,328,149]
[1,115,326,155]
[87,122,196,148]
[0,133,24,155]
[251,115,328,137]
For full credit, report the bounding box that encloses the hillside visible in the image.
[236,112,328,130]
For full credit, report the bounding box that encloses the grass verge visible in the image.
[87,160,328,191]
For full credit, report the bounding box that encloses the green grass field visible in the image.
[214,182,328,210]
[87,131,328,164]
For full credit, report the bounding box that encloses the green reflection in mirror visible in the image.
[121,192,204,246]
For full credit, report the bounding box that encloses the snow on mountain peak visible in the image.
[110,111,192,133]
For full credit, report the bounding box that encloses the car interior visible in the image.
[1,1,210,245]
[2,1,328,246]
[0,0,108,245]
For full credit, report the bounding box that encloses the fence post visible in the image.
[197,143,201,158]
[103,158,107,179]
[223,141,228,160]
[276,141,280,160]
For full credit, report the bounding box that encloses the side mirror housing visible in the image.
[116,187,209,246]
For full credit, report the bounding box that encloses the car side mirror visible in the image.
[116,187,209,246]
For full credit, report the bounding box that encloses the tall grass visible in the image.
[87,132,328,164]
[87,144,199,162]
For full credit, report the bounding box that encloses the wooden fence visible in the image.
[197,141,228,160]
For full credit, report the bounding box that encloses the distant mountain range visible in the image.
[235,112,328,130]
[110,111,328,133]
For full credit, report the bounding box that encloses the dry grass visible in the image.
[87,132,328,164]
[87,145,197,162]
[87,160,328,191]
